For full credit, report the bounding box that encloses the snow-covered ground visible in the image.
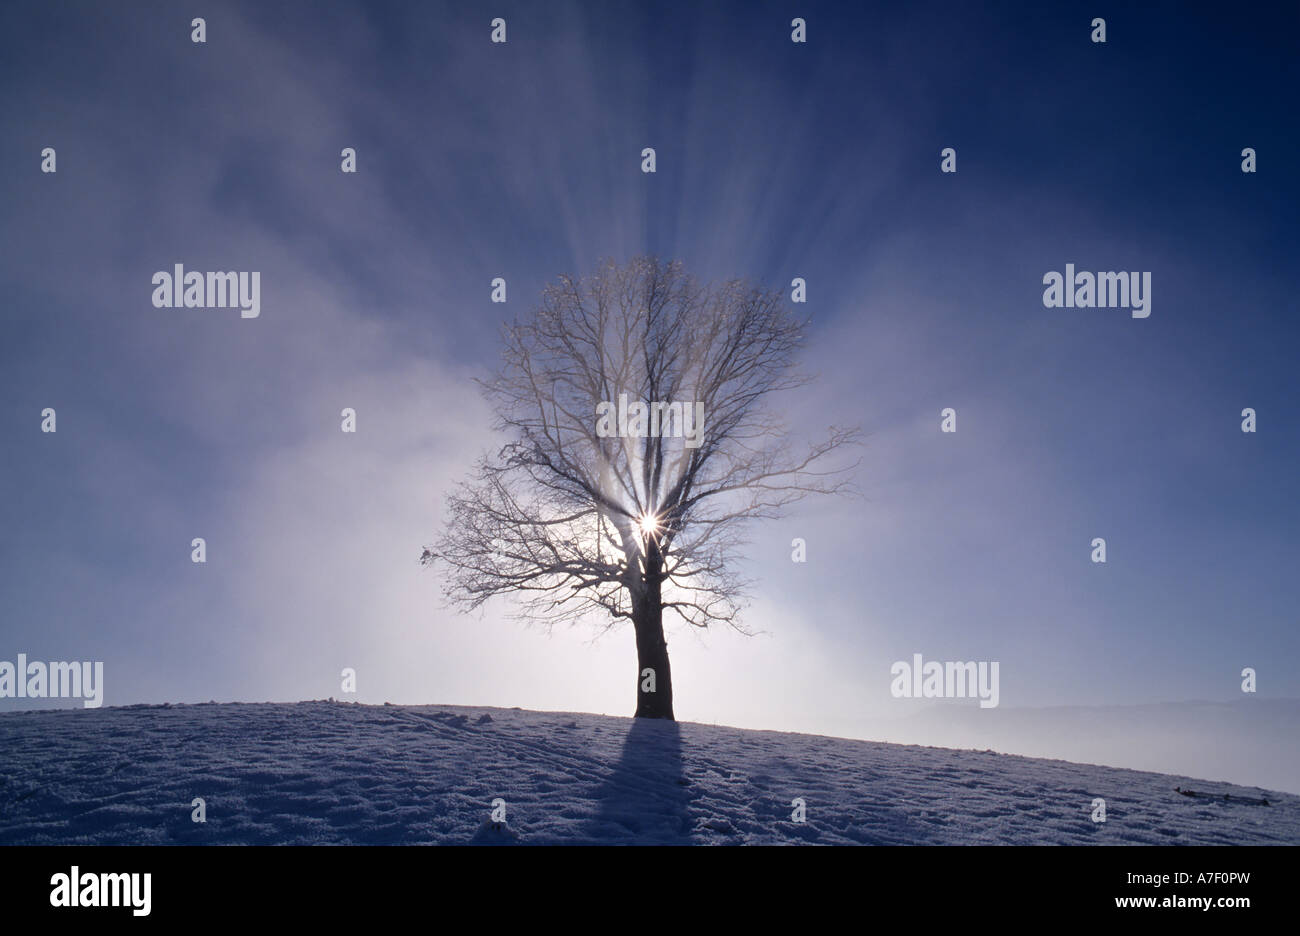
[1,701,1295,845]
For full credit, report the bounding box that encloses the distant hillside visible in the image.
[851,699,1300,794]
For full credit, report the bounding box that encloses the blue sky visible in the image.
[1,0,1297,746]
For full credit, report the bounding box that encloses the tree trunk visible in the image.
[632,557,674,719]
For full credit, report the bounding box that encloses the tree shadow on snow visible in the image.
[585,718,693,844]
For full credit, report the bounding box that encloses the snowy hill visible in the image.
[1,701,1295,845]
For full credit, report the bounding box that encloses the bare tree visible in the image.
[422,257,859,719]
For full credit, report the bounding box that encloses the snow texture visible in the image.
[1,701,1295,845]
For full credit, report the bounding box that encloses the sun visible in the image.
[637,513,659,538]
